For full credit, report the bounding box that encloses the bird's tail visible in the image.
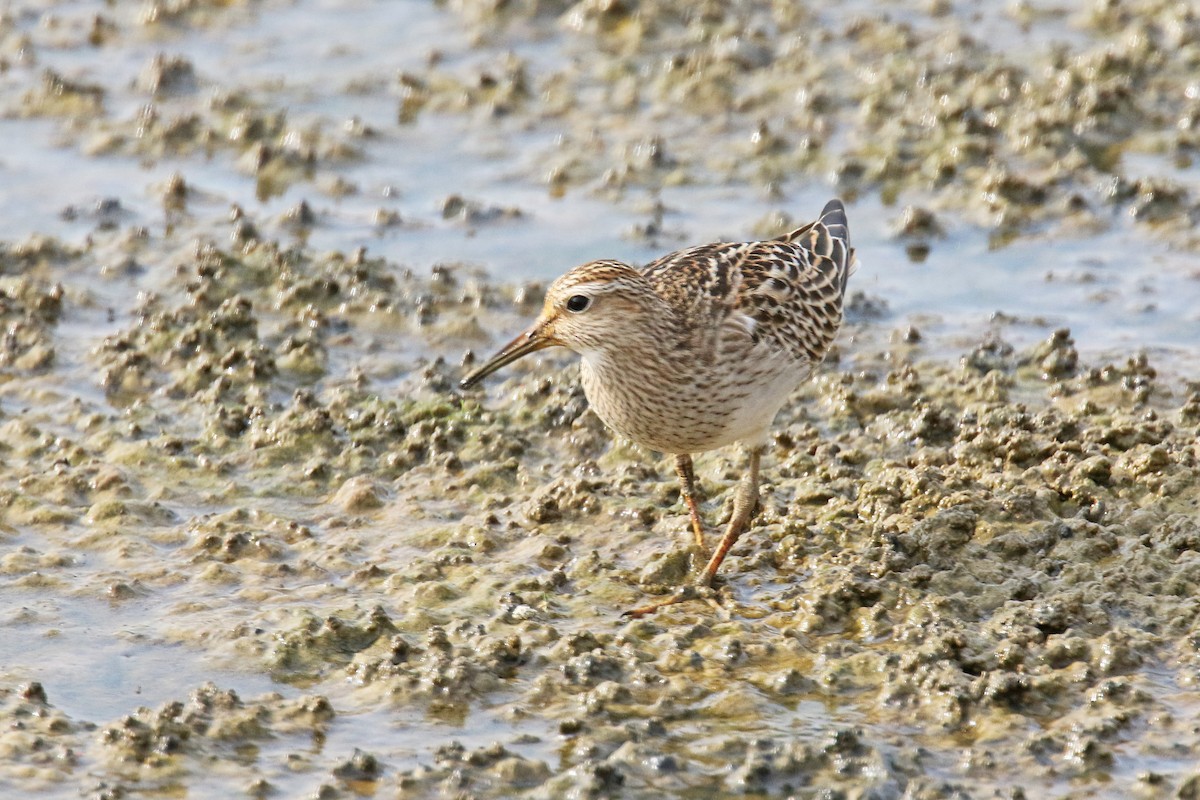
[815,199,854,298]
[778,198,855,298]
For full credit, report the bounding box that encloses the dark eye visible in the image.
[566,294,591,313]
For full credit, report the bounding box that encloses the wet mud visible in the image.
[3,237,1200,797]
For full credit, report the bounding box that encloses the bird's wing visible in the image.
[641,199,853,366]
[641,241,751,363]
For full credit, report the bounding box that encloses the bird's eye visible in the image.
[565,294,591,313]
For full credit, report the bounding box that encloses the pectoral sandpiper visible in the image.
[460,199,854,617]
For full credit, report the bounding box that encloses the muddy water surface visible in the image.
[1,1,1199,798]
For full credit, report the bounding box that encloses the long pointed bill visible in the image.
[459,321,558,389]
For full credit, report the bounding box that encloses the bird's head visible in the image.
[460,259,659,388]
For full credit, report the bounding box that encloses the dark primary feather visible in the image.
[640,199,853,365]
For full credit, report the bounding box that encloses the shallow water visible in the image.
[0,594,279,721]
[3,0,1197,367]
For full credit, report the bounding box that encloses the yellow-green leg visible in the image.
[674,454,708,554]
[698,445,760,585]
[623,447,762,619]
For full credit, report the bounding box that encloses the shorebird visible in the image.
[460,199,854,616]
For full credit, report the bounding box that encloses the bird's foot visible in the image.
[620,584,719,619]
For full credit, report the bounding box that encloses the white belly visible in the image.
[579,347,808,454]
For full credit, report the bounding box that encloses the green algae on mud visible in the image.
[2,233,1200,797]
